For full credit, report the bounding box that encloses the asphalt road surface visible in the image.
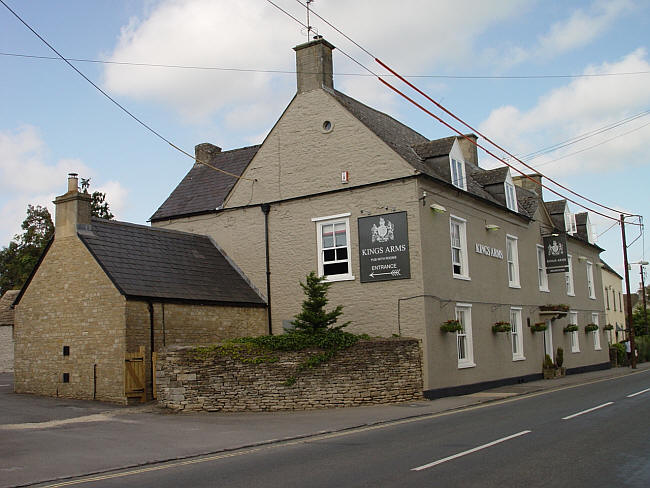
[31,371,649,488]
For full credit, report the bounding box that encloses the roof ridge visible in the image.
[89,218,210,239]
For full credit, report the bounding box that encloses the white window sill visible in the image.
[323,274,355,283]
[539,288,550,293]
[595,347,602,351]
[512,356,526,362]
[589,296,596,300]
[457,362,476,369]
[453,274,471,281]
[567,292,575,297]
[571,349,580,354]
[509,283,521,289]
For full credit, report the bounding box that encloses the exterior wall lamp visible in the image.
[485,224,500,231]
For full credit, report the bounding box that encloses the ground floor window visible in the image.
[456,303,475,368]
[510,307,524,360]
[312,213,354,282]
[591,312,601,350]
[569,311,579,353]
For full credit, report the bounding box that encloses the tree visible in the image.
[91,191,114,220]
[0,205,53,295]
[290,271,350,333]
[0,192,113,294]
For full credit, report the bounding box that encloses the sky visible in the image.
[1,0,649,284]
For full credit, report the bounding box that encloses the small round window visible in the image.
[321,120,333,133]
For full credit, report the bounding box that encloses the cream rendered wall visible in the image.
[14,236,127,403]
[601,268,625,344]
[225,89,417,208]
[417,179,608,391]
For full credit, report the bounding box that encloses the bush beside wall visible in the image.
[156,338,422,412]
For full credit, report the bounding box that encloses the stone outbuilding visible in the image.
[13,175,267,404]
[0,290,19,372]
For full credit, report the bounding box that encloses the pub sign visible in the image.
[543,234,569,273]
[358,211,411,283]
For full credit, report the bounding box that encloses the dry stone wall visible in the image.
[157,338,422,412]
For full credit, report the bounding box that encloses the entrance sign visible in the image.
[358,211,411,283]
[543,234,569,273]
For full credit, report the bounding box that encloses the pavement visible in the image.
[1,363,649,487]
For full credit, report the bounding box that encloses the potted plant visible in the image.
[440,319,462,333]
[603,324,614,331]
[563,324,579,333]
[531,322,547,332]
[540,304,570,312]
[555,347,566,376]
[585,323,599,333]
[492,321,511,333]
[543,354,556,379]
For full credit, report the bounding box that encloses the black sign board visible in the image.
[543,234,569,273]
[358,211,411,283]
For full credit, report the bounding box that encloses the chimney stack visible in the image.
[513,173,543,199]
[195,143,222,165]
[53,173,92,238]
[293,36,335,94]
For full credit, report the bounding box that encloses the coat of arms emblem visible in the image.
[547,239,564,256]
[371,217,394,243]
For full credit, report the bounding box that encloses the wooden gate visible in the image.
[125,346,146,403]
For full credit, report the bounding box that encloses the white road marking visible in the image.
[411,430,532,471]
[627,388,650,398]
[562,402,614,420]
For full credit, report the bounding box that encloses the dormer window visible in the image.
[450,158,466,190]
[564,207,577,235]
[504,171,518,212]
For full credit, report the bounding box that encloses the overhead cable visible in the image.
[0,0,254,181]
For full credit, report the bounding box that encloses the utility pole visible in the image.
[641,262,648,335]
[621,214,637,369]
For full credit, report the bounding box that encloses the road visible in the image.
[25,370,649,488]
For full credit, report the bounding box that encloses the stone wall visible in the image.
[14,236,127,403]
[125,300,267,400]
[157,338,422,412]
[0,326,13,372]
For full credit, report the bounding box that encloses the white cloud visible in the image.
[479,49,650,175]
[492,0,632,69]
[102,0,529,124]
[0,126,128,245]
[94,180,129,220]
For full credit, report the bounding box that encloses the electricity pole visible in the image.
[621,214,637,369]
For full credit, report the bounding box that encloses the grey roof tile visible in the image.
[151,145,260,221]
[78,218,265,305]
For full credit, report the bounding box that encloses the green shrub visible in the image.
[543,354,555,369]
[636,336,650,363]
[555,347,564,369]
[610,342,626,366]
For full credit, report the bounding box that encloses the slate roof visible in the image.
[0,290,20,326]
[77,218,265,305]
[544,200,567,215]
[600,259,622,279]
[515,186,540,218]
[470,167,509,187]
[151,145,260,222]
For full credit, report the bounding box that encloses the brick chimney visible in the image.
[53,173,92,238]
[293,36,335,93]
[513,173,543,199]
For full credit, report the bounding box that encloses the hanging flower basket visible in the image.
[440,319,462,333]
[531,322,547,332]
[492,321,511,333]
[603,324,614,331]
[563,324,579,333]
[539,304,570,312]
[585,323,599,333]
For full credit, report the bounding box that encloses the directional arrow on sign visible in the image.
[369,270,401,278]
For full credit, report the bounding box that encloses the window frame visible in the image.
[455,303,475,368]
[592,312,601,350]
[569,311,580,353]
[586,261,595,299]
[510,307,525,361]
[450,158,467,191]
[537,244,549,292]
[504,171,518,212]
[312,213,355,282]
[450,215,470,280]
[565,254,575,296]
[506,234,520,288]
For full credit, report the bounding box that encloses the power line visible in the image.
[518,109,650,162]
[282,0,640,225]
[4,50,650,79]
[0,1,253,182]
